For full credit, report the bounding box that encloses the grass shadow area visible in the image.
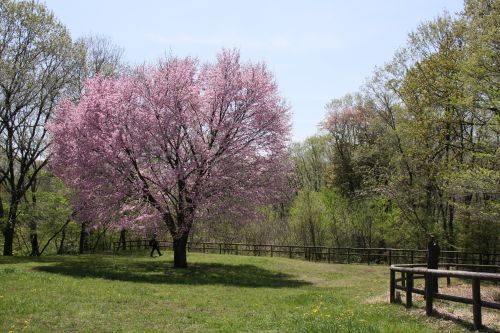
[431,309,500,333]
[33,256,311,288]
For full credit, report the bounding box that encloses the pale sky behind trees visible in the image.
[43,0,464,142]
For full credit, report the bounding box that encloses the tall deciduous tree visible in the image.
[0,0,77,255]
[49,50,291,268]
[72,34,124,253]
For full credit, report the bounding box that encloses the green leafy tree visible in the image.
[289,189,329,247]
[16,171,73,255]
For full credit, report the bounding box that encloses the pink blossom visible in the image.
[48,49,291,266]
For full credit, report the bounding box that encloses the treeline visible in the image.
[191,0,499,254]
[1,0,498,255]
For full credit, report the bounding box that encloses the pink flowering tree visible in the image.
[48,50,291,268]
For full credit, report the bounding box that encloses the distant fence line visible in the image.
[112,240,499,266]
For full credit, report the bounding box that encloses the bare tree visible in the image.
[70,34,124,99]
[0,0,79,255]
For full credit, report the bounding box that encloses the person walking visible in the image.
[149,234,162,257]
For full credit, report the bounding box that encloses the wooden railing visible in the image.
[112,240,499,266]
[390,264,500,330]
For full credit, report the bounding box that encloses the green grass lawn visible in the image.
[0,252,488,332]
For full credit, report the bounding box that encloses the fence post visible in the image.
[289,246,292,259]
[446,265,451,287]
[328,248,331,264]
[235,244,238,255]
[347,248,350,264]
[219,243,222,254]
[389,249,392,266]
[406,272,413,308]
[425,273,433,315]
[472,278,482,330]
[411,250,414,264]
[270,245,273,257]
[390,269,396,303]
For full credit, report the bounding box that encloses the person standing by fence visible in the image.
[427,235,440,292]
[149,234,162,257]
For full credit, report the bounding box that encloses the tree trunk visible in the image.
[118,229,126,250]
[2,200,19,256]
[29,231,40,256]
[29,181,40,256]
[57,223,67,254]
[173,234,189,268]
[79,222,88,254]
[3,224,15,256]
[448,203,454,246]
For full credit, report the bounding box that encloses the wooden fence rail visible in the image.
[390,264,500,330]
[112,240,499,266]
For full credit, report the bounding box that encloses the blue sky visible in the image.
[43,0,463,142]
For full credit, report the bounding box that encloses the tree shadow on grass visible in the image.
[33,257,311,288]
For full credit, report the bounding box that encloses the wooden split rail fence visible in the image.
[112,240,499,266]
[390,264,500,330]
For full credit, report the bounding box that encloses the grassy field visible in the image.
[0,252,493,332]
